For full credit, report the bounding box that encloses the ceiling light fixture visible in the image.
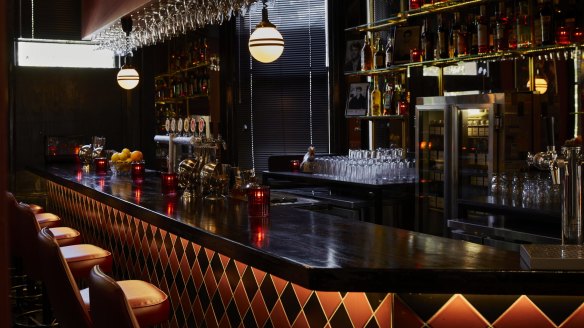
[117,16,139,90]
[248,0,284,63]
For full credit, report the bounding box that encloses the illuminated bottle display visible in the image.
[435,14,448,59]
[477,5,489,53]
[385,34,394,67]
[361,35,373,71]
[421,18,434,60]
[370,77,382,116]
[383,80,394,115]
[374,38,385,69]
[495,1,509,51]
[450,12,461,58]
[517,1,531,48]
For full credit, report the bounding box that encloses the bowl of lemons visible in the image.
[109,148,144,176]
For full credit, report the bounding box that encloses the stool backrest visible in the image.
[89,265,139,328]
[5,192,42,279]
[37,227,92,328]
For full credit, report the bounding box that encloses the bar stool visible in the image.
[88,265,170,328]
[34,212,61,229]
[38,229,170,328]
[25,203,44,214]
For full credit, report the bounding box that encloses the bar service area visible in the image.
[5,0,584,327]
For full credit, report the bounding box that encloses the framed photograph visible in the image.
[344,39,363,72]
[346,82,369,117]
[393,25,421,64]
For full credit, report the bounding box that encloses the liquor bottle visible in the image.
[200,37,208,62]
[421,18,434,61]
[468,15,478,54]
[192,39,200,66]
[540,0,554,45]
[361,35,373,71]
[383,80,394,115]
[385,33,394,67]
[507,6,518,49]
[370,77,382,116]
[517,1,531,48]
[374,38,385,69]
[477,5,490,53]
[435,14,448,59]
[495,1,509,51]
[554,0,570,45]
[457,19,469,56]
[450,12,461,58]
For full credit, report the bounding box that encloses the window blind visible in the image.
[236,0,329,172]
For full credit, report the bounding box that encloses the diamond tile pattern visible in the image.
[47,182,584,327]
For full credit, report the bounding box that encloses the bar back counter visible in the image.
[30,165,584,327]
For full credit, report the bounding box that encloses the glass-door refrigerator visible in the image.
[415,97,452,236]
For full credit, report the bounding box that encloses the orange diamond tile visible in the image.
[316,291,342,319]
[192,261,204,290]
[271,275,288,296]
[344,292,374,328]
[217,274,232,308]
[179,254,191,281]
[292,283,313,307]
[234,282,250,317]
[193,243,201,256]
[251,292,269,328]
[169,249,180,276]
[373,294,392,326]
[235,260,247,277]
[204,266,218,298]
[218,315,230,328]
[169,284,181,311]
[292,311,310,328]
[219,254,230,269]
[270,300,292,328]
[205,248,215,263]
[560,303,584,328]
[204,306,219,328]
[493,295,556,328]
[428,294,488,328]
[252,267,267,286]
[393,295,424,328]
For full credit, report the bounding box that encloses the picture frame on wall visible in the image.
[393,25,421,64]
[344,39,363,72]
[346,82,369,117]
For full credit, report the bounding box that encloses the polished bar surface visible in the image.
[28,165,584,295]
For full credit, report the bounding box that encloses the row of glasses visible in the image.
[313,148,416,184]
[93,0,257,54]
[490,171,560,208]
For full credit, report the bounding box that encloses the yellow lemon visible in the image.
[118,152,128,161]
[122,148,131,155]
[125,158,133,164]
[130,150,143,162]
[111,152,120,161]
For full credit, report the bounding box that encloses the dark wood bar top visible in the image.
[29,165,584,295]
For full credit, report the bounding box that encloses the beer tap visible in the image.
[527,146,562,184]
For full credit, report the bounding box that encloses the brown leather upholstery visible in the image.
[87,265,140,328]
[37,228,92,328]
[26,203,44,214]
[49,226,82,246]
[35,212,61,228]
[6,191,111,279]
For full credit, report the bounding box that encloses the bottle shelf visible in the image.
[344,0,497,33]
[344,43,583,77]
[155,94,209,104]
[351,114,407,120]
[155,61,211,79]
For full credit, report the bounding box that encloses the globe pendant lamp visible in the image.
[117,16,140,90]
[248,0,284,63]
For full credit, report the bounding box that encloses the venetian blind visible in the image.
[236,0,329,171]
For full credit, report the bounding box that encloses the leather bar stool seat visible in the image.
[84,266,170,327]
[35,213,61,229]
[27,203,44,214]
[49,227,82,246]
[60,244,113,278]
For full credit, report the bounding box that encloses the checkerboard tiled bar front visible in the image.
[34,166,584,327]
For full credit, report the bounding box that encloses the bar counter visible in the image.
[30,165,584,327]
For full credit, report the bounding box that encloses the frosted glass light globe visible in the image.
[248,26,284,63]
[117,65,140,90]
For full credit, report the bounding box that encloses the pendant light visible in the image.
[117,16,139,90]
[248,0,284,63]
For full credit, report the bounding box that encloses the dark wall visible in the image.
[12,66,126,171]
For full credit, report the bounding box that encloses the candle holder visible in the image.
[289,159,300,172]
[249,216,269,248]
[161,172,178,195]
[131,162,145,183]
[94,157,108,175]
[556,26,571,45]
[409,0,421,10]
[247,185,270,218]
[572,27,584,43]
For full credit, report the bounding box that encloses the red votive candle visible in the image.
[131,162,145,183]
[398,100,409,115]
[161,172,178,195]
[94,157,108,175]
[572,27,584,43]
[249,216,269,248]
[247,185,270,217]
[556,26,571,45]
[410,48,422,62]
[409,0,421,10]
[290,160,300,172]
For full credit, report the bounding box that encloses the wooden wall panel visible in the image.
[81,0,150,39]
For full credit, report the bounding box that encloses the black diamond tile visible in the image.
[186,312,197,328]
[264,318,274,328]
[242,267,259,301]
[154,229,163,252]
[186,276,197,302]
[163,231,173,251]
[138,251,146,271]
[210,252,224,284]
[330,303,351,327]
[155,261,165,283]
[304,292,327,328]
[164,265,174,289]
[174,271,185,294]
[174,237,185,260]
[199,283,211,311]
[397,293,452,322]
[175,303,186,328]
[225,260,240,292]
[198,248,210,274]
[365,317,380,328]
[185,242,196,265]
[464,294,520,323]
[138,221,146,237]
[145,224,153,241]
[260,275,278,313]
[528,295,584,326]
[365,292,387,313]
[212,288,226,321]
[226,300,242,328]
[340,292,348,298]
[243,308,256,328]
[146,256,155,276]
[280,283,301,324]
